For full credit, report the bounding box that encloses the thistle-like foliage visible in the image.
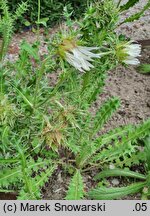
[65,169,84,200]
[0,153,57,199]
[88,135,150,200]
[0,0,149,201]
[90,119,150,166]
[0,0,28,61]
[88,182,146,200]
[90,97,120,137]
[76,97,120,168]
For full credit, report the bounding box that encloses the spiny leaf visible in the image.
[121,1,150,24]
[17,164,57,200]
[76,124,132,168]
[94,124,133,149]
[120,0,140,11]
[88,182,146,200]
[0,157,19,164]
[76,98,120,168]
[95,169,146,180]
[0,167,21,187]
[27,157,52,173]
[65,170,84,200]
[76,141,96,168]
[91,119,150,164]
[91,138,136,163]
[13,1,28,21]
[115,151,146,168]
[90,97,120,137]
[35,164,57,188]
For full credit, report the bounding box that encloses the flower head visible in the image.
[116,41,141,65]
[58,38,101,72]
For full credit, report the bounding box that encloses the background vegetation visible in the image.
[4,0,88,30]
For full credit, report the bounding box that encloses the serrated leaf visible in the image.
[0,167,21,187]
[95,169,146,180]
[76,98,120,168]
[91,97,120,137]
[21,41,39,60]
[121,1,150,24]
[91,119,150,164]
[35,164,57,188]
[65,170,84,200]
[120,0,140,11]
[88,182,146,200]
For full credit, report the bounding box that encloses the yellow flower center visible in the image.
[115,43,128,62]
[58,38,77,58]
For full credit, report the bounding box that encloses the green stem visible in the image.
[117,0,122,8]
[35,60,69,108]
[17,145,35,199]
[81,71,90,95]
[0,39,5,62]
[33,56,49,107]
[37,0,41,38]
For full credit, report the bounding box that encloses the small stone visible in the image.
[111,178,120,186]
[109,164,115,170]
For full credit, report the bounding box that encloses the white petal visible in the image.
[64,45,101,72]
[123,57,140,65]
[78,46,101,58]
[125,44,141,57]
[78,46,100,51]
[72,48,94,62]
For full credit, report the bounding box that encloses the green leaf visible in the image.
[0,189,16,193]
[35,165,57,188]
[1,126,10,152]
[144,136,150,170]
[88,182,146,200]
[120,0,140,11]
[121,1,150,24]
[13,1,28,21]
[11,84,34,109]
[95,169,146,180]
[21,41,39,60]
[138,64,150,74]
[0,167,21,187]
[91,97,120,137]
[91,119,150,164]
[0,158,19,164]
[65,170,84,200]
[24,20,31,27]
[36,17,49,27]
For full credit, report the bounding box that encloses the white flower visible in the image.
[58,38,101,72]
[65,46,101,72]
[123,43,141,65]
[117,41,141,65]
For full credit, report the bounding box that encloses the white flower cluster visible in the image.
[59,37,142,72]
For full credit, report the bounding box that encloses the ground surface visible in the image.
[2,0,150,200]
